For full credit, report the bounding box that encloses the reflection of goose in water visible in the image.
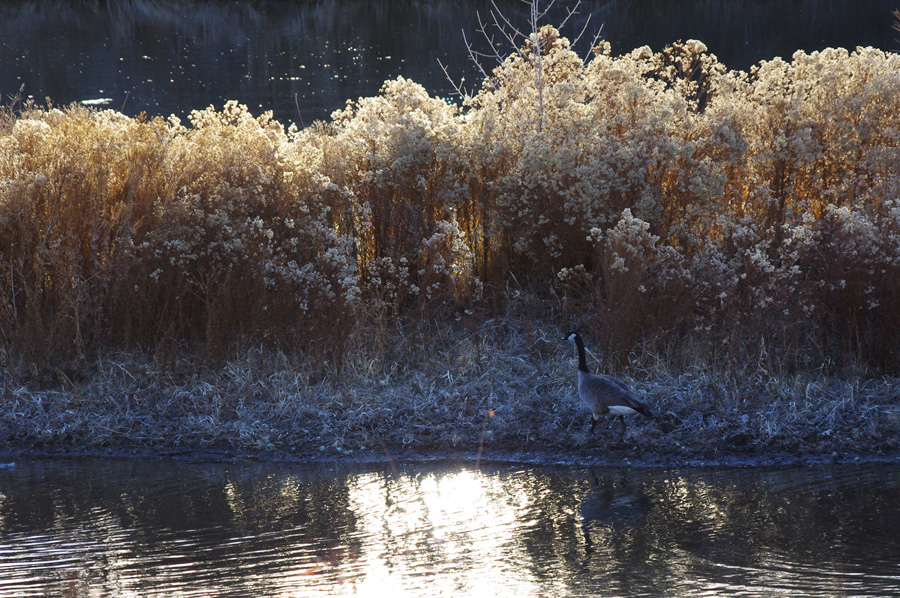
[581,469,651,554]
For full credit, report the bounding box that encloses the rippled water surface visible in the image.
[2,458,900,596]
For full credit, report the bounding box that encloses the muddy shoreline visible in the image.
[3,445,897,470]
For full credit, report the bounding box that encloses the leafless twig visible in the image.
[440,0,603,132]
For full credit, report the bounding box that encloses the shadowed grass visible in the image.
[2,303,897,460]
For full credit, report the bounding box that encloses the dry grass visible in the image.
[2,301,898,460]
[2,33,900,459]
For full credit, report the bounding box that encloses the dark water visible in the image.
[1,458,900,597]
[1,0,898,126]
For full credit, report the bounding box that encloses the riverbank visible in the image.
[4,445,899,470]
[3,319,898,464]
[3,34,900,465]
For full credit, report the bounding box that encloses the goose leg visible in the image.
[589,416,598,434]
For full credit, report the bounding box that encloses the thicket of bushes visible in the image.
[2,31,900,379]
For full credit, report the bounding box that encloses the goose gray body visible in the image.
[567,331,654,433]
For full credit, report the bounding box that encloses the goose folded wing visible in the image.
[592,375,653,416]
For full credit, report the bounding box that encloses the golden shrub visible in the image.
[2,35,900,374]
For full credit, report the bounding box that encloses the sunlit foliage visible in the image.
[2,31,900,377]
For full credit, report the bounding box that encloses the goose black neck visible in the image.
[574,334,589,373]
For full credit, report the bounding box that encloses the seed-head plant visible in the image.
[2,28,900,382]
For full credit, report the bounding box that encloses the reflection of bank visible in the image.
[580,469,651,555]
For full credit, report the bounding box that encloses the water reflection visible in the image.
[580,470,650,554]
[1,459,900,596]
[1,0,898,125]
[346,469,549,596]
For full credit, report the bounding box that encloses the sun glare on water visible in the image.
[270,467,558,597]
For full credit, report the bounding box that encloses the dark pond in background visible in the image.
[1,0,899,126]
[1,458,900,597]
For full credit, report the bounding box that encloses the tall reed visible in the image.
[2,33,900,379]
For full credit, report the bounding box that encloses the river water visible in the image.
[1,457,899,597]
[1,0,899,124]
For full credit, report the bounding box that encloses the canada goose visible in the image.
[566,331,654,434]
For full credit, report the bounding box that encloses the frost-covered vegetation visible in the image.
[2,31,900,458]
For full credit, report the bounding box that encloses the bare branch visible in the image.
[556,0,580,30]
[461,27,494,81]
[440,0,603,129]
[582,24,606,66]
[490,0,525,41]
[438,59,470,99]
[534,0,556,23]
[489,5,525,54]
[570,11,592,47]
